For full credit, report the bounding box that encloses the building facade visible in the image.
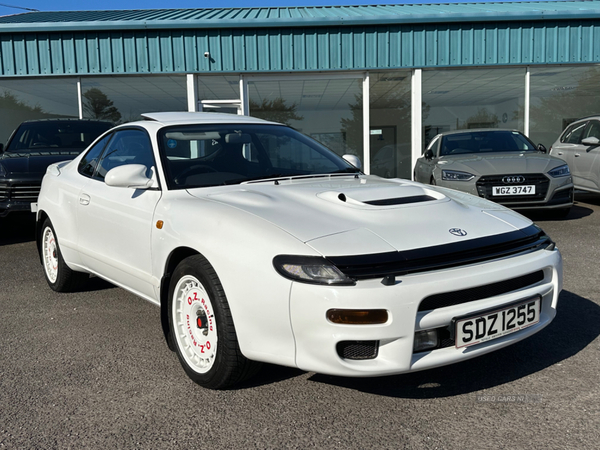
[1,1,600,178]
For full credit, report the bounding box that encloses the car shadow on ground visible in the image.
[0,213,36,245]
[305,290,599,398]
[79,275,118,292]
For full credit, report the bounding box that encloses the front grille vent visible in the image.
[0,183,8,200]
[418,270,544,312]
[11,184,41,201]
[364,195,437,206]
[336,341,379,360]
[476,174,549,202]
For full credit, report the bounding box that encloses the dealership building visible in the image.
[0,0,599,178]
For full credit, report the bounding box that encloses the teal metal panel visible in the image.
[50,35,63,74]
[3,17,600,76]
[13,35,27,75]
[305,30,318,70]
[74,35,88,73]
[26,35,39,74]
[61,34,76,74]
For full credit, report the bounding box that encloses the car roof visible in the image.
[21,118,113,125]
[438,128,522,137]
[141,111,279,126]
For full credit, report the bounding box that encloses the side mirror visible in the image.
[343,154,362,170]
[537,143,547,153]
[581,136,600,146]
[424,149,434,160]
[105,164,156,189]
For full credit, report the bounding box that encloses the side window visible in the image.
[78,133,113,178]
[427,135,441,156]
[94,129,155,181]
[584,121,600,140]
[561,122,587,144]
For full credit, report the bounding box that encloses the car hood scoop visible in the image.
[319,187,440,207]
[192,176,532,256]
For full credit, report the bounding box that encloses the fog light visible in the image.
[413,330,439,352]
[327,309,388,325]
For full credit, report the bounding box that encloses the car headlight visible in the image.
[273,255,356,286]
[441,170,475,182]
[548,164,570,178]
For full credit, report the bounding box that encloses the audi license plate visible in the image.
[492,185,535,196]
[454,297,541,349]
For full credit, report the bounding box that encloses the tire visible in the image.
[168,254,261,389]
[40,218,88,292]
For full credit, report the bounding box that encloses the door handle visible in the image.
[79,194,90,206]
[557,152,563,155]
[574,153,581,157]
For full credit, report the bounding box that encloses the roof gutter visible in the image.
[0,10,597,33]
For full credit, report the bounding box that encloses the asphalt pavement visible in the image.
[1,193,599,449]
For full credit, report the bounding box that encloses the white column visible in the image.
[77,78,83,119]
[187,73,198,112]
[524,66,530,136]
[411,68,423,179]
[240,75,249,116]
[362,71,370,174]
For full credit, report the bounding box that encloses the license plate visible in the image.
[492,185,535,196]
[454,297,541,349]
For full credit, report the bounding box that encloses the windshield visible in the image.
[158,123,360,189]
[440,130,536,156]
[6,121,112,154]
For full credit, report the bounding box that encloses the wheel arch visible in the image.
[35,210,50,264]
[160,246,200,351]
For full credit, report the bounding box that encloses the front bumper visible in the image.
[289,246,561,377]
[438,175,574,210]
[0,199,36,217]
[0,179,41,217]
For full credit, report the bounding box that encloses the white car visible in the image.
[35,112,562,389]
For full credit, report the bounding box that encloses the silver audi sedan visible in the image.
[414,129,574,217]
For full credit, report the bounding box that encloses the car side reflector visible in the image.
[156,220,164,229]
[327,309,388,325]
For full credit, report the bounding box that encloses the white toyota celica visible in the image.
[35,112,562,389]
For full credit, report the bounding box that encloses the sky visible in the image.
[0,0,552,18]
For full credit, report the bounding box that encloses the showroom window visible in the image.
[422,68,526,149]
[0,78,79,144]
[529,66,600,148]
[81,76,187,124]
[246,75,364,163]
[369,71,412,179]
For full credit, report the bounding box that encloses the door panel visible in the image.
[75,128,161,299]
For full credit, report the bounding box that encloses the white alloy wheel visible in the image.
[42,225,59,283]
[172,275,218,374]
[168,254,261,389]
[39,218,88,292]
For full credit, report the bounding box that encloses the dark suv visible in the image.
[0,119,112,217]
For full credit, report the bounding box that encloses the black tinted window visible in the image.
[440,131,535,155]
[561,122,587,144]
[78,133,112,178]
[6,120,112,153]
[584,121,600,140]
[94,129,155,181]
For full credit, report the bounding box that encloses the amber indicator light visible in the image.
[327,309,388,325]
[156,220,164,229]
